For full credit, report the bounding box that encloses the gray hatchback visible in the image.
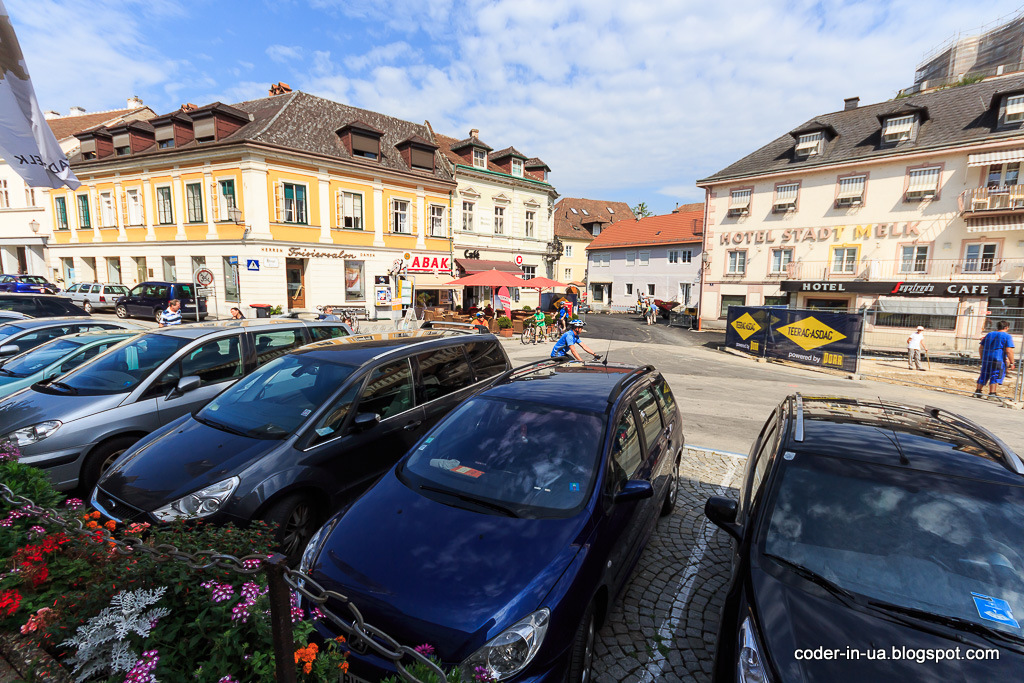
[0,319,350,491]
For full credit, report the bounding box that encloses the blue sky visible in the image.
[9,0,1024,214]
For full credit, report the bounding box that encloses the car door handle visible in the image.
[664,423,673,437]
[403,420,423,431]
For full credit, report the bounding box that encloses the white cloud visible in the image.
[266,44,304,63]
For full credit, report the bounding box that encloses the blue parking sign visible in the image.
[228,256,238,266]
[246,259,260,271]
[971,592,1020,628]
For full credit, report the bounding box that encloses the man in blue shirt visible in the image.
[555,302,570,333]
[551,319,601,361]
[159,299,182,327]
[975,320,1016,398]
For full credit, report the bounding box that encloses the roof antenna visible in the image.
[877,397,910,465]
[602,339,612,370]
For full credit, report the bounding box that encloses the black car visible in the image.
[0,293,88,318]
[93,331,511,556]
[115,281,207,322]
[706,395,1024,682]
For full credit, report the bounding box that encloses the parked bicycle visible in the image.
[520,320,558,344]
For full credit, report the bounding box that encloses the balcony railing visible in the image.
[958,186,1024,216]
[776,258,1024,282]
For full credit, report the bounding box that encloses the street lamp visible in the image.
[29,219,39,233]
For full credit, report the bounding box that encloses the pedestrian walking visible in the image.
[975,320,1016,398]
[907,325,928,371]
[159,299,182,327]
[648,300,658,325]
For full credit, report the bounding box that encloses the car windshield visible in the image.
[0,338,82,377]
[198,354,355,439]
[49,334,189,395]
[763,456,1024,638]
[0,324,26,342]
[401,397,605,517]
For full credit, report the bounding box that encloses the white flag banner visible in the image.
[0,1,79,189]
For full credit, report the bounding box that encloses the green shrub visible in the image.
[496,316,513,329]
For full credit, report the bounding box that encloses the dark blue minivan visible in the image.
[115,282,208,322]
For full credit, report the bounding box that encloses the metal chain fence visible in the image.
[0,483,447,683]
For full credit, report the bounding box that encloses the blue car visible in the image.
[0,274,60,294]
[0,330,140,399]
[300,360,684,683]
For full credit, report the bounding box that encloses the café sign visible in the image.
[781,281,1024,297]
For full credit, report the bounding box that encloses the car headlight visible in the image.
[738,615,769,683]
[299,517,338,575]
[461,608,550,681]
[2,420,62,446]
[151,477,239,521]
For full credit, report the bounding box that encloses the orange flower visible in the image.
[90,511,101,519]
[104,520,116,531]
[303,662,312,674]
[335,635,346,644]
[85,521,98,529]
[339,662,350,673]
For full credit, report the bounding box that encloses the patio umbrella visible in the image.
[445,269,531,318]
[521,276,567,290]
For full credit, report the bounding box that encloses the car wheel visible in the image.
[661,457,680,517]
[154,307,165,323]
[566,601,596,683]
[262,495,322,561]
[83,301,93,314]
[81,436,138,494]
[115,304,129,319]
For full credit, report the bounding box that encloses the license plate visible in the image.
[340,673,372,683]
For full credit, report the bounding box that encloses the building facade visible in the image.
[698,74,1024,351]
[586,206,703,312]
[46,86,456,319]
[553,198,635,290]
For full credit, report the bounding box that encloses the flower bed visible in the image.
[0,445,347,682]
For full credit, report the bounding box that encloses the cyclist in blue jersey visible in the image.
[551,319,601,361]
[555,302,571,334]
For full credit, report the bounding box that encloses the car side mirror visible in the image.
[705,496,743,541]
[43,368,60,380]
[612,479,654,504]
[170,375,202,398]
[0,345,19,357]
[351,412,381,432]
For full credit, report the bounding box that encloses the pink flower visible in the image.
[63,497,83,510]
[415,643,435,656]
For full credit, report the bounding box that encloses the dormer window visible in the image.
[473,149,486,168]
[882,115,915,144]
[352,132,379,159]
[511,159,523,176]
[795,132,823,157]
[1006,95,1024,123]
[116,146,130,156]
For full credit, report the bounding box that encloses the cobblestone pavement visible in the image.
[592,448,744,683]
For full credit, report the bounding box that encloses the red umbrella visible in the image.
[521,276,567,289]
[445,269,531,287]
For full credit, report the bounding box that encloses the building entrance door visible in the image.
[286,258,306,309]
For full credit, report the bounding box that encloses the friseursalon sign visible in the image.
[718,223,920,245]
[781,281,1024,297]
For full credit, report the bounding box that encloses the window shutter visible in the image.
[120,190,128,227]
[336,189,343,228]
[411,200,418,235]
[387,198,394,233]
[209,182,219,222]
[273,181,282,222]
[138,188,146,226]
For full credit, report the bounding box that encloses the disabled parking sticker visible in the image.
[569,482,580,492]
[452,465,484,478]
[971,592,1020,628]
[315,427,334,437]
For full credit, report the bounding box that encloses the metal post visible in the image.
[855,306,867,375]
[192,272,200,323]
[265,554,298,683]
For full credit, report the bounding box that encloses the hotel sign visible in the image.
[781,281,1024,297]
[718,223,920,245]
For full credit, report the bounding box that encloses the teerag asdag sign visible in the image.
[725,306,862,373]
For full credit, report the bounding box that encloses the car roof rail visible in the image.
[607,364,655,405]
[922,404,1024,475]
[793,393,805,442]
[420,320,477,333]
[496,357,571,384]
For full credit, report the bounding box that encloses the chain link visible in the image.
[1,483,451,682]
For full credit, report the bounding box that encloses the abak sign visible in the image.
[405,253,451,273]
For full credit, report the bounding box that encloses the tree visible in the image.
[632,202,653,218]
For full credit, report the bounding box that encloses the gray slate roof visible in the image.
[699,73,1024,184]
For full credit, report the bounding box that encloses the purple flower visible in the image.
[415,643,435,656]
[63,497,84,510]
[242,558,262,570]
[474,666,494,682]
[123,650,159,683]
[218,677,238,683]
[230,603,251,622]
[27,525,46,538]
[311,606,325,621]
[240,581,265,603]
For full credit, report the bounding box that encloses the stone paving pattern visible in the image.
[592,450,743,683]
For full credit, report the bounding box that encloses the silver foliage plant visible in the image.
[61,586,171,682]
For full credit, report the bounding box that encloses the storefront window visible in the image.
[720,295,745,318]
[805,298,850,311]
[764,295,789,307]
[345,260,365,300]
[873,312,956,331]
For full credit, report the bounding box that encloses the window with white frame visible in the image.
[906,167,941,200]
[521,265,536,278]
[795,131,824,157]
[646,284,655,296]
[185,182,204,223]
[126,188,142,225]
[429,205,445,237]
[626,251,636,266]
[836,175,866,206]
[54,196,68,230]
[882,115,915,144]
[493,206,505,235]
[564,267,572,281]
[773,183,798,212]
[99,191,116,227]
[473,149,486,168]
[1006,94,1024,123]
[987,163,1020,188]
[24,188,36,206]
[462,201,474,231]
[900,245,929,273]
[156,187,173,224]
[964,243,998,272]
[524,210,535,237]
[770,248,793,274]
[680,249,693,263]
[391,199,410,234]
[0,180,7,208]
[669,250,679,264]
[338,191,363,230]
[564,244,573,257]
[511,159,523,177]
[831,246,858,274]
[727,250,746,275]
[639,251,650,266]
[625,283,633,295]
[728,189,751,216]
[217,179,237,220]
[282,182,307,223]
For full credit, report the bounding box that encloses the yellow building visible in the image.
[46,84,456,318]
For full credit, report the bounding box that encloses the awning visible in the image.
[455,258,523,275]
[966,215,1024,232]
[405,274,460,288]
[876,296,959,316]
[968,149,1024,167]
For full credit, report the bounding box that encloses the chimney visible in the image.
[181,103,197,112]
[43,110,61,119]
[470,128,479,139]
[844,96,859,111]
[127,95,144,109]
[269,81,292,96]
[69,106,86,116]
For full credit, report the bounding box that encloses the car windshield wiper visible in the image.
[418,484,520,517]
[866,599,1024,652]
[0,367,17,376]
[194,414,251,438]
[46,380,78,395]
[763,553,859,606]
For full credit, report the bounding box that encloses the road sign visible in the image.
[246,259,260,271]
[228,256,238,266]
[194,268,215,288]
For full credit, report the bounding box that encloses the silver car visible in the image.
[61,283,130,313]
[0,319,351,491]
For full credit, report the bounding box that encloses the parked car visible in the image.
[114,282,208,322]
[705,395,1024,682]
[0,317,137,358]
[93,331,511,556]
[0,330,140,399]
[0,274,60,294]
[61,282,130,313]
[0,319,350,492]
[298,360,684,682]
[0,293,88,318]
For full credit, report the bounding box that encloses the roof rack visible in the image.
[495,357,571,384]
[794,394,805,442]
[420,320,478,334]
[923,404,1024,475]
[607,364,654,404]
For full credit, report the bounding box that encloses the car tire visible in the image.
[83,301,93,314]
[154,307,164,323]
[660,456,680,517]
[566,601,597,683]
[81,436,138,494]
[262,494,322,561]
[115,304,129,319]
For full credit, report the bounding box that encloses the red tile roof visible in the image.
[586,206,704,250]
[47,107,154,141]
[554,197,635,240]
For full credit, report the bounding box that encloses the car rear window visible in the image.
[463,340,507,380]
[175,284,195,300]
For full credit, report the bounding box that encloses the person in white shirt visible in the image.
[907,325,928,371]
[160,299,182,327]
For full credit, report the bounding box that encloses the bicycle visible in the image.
[520,321,537,345]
